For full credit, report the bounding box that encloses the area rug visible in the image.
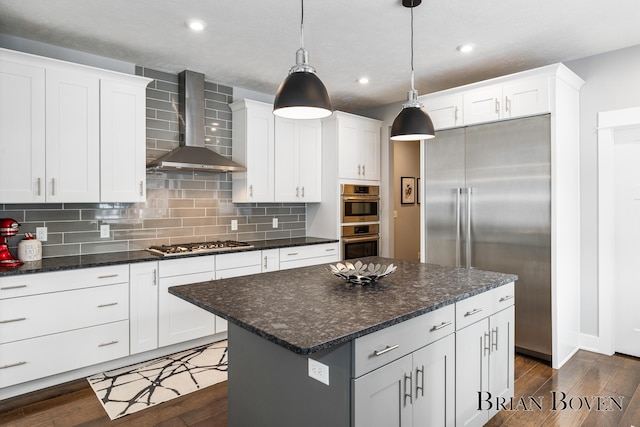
[87,340,227,420]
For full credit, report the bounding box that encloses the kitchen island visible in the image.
[169,256,518,427]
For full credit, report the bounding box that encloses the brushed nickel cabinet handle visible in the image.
[465,308,483,317]
[97,302,118,308]
[374,344,399,356]
[287,252,299,256]
[51,178,55,196]
[139,181,144,196]
[0,317,27,324]
[37,177,41,196]
[430,320,453,331]
[98,274,118,279]
[263,256,268,269]
[153,269,157,286]
[0,361,27,369]
[301,186,305,198]
[499,295,514,302]
[362,165,365,176]
[249,185,253,197]
[325,248,335,252]
[98,340,119,347]
[416,366,424,398]
[404,372,413,406]
[1,285,27,291]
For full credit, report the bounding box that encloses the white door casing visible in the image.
[597,106,640,356]
[613,127,640,357]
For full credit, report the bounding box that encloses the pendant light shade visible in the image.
[390,0,435,141]
[274,0,332,119]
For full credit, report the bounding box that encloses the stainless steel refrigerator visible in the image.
[425,114,552,361]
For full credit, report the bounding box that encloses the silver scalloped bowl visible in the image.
[328,260,397,285]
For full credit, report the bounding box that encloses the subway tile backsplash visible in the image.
[0,68,306,258]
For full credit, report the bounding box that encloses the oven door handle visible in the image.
[342,196,381,202]
[342,235,380,243]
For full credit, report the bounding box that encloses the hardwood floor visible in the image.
[1,350,639,426]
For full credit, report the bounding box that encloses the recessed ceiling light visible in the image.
[358,77,370,84]
[457,43,475,53]
[186,19,207,31]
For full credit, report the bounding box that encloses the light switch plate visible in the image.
[272,218,278,228]
[308,358,330,385]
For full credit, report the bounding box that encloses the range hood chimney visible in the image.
[146,70,246,172]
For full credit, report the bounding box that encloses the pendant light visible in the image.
[390,0,435,141]
[273,0,332,120]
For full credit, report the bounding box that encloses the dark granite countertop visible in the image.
[169,256,518,355]
[0,236,338,277]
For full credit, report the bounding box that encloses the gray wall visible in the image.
[0,65,306,258]
[565,44,640,337]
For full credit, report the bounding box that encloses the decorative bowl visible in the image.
[328,260,397,285]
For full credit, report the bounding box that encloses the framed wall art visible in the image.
[401,177,415,204]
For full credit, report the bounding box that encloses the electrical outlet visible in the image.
[308,358,330,385]
[100,224,110,238]
[231,219,238,231]
[272,218,278,228]
[36,227,47,242]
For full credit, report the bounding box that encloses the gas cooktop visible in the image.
[147,240,254,257]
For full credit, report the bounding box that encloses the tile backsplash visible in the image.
[0,68,305,258]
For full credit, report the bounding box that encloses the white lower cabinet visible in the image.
[279,243,340,270]
[353,305,456,427]
[353,334,455,427]
[158,256,216,347]
[129,262,159,354]
[455,285,515,426]
[261,249,280,272]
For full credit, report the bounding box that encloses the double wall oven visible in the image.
[341,184,380,259]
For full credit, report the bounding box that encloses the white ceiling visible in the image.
[1,0,639,112]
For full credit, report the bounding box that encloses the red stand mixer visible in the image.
[0,218,24,267]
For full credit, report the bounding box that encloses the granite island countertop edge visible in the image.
[169,257,517,355]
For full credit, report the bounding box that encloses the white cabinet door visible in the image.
[0,59,45,203]
[412,334,455,427]
[463,85,503,126]
[158,271,216,347]
[231,99,275,202]
[360,120,380,181]
[502,77,549,119]
[337,115,361,180]
[274,117,322,202]
[487,306,515,419]
[100,79,148,202]
[129,262,158,355]
[455,318,490,427]
[353,354,413,427]
[45,67,100,203]
[423,94,463,130]
[214,263,262,334]
[261,249,280,272]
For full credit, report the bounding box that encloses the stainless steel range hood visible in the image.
[146,70,246,172]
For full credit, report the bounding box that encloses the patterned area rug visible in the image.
[87,340,227,420]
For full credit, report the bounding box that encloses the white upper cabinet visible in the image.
[422,94,463,130]
[0,48,151,204]
[230,99,275,203]
[45,67,100,203]
[326,112,381,181]
[0,59,46,203]
[274,117,322,202]
[100,78,148,202]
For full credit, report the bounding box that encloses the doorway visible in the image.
[597,106,640,357]
[393,140,421,261]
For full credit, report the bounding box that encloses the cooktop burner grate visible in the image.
[147,240,254,256]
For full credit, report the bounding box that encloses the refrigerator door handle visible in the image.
[455,188,462,267]
[466,187,473,268]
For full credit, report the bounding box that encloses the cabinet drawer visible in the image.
[215,265,262,280]
[159,255,214,278]
[353,304,455,378]
[0,265,128,300]
[278,243,339,263]
[455,282,515,330]
[0,283,128,344]
[216,251,261,270]
[0,320,129,388]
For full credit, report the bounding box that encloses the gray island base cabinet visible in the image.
[169,257,517,427]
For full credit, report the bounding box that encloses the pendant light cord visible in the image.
[410,5,415,91]
[300,0,305,49]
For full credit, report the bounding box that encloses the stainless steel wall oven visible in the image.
[341,184,380,223]
[342,224,379,260]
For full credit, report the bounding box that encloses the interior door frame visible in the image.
[597,106,640,355]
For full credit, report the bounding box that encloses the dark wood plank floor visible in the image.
[1,350,639,426]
